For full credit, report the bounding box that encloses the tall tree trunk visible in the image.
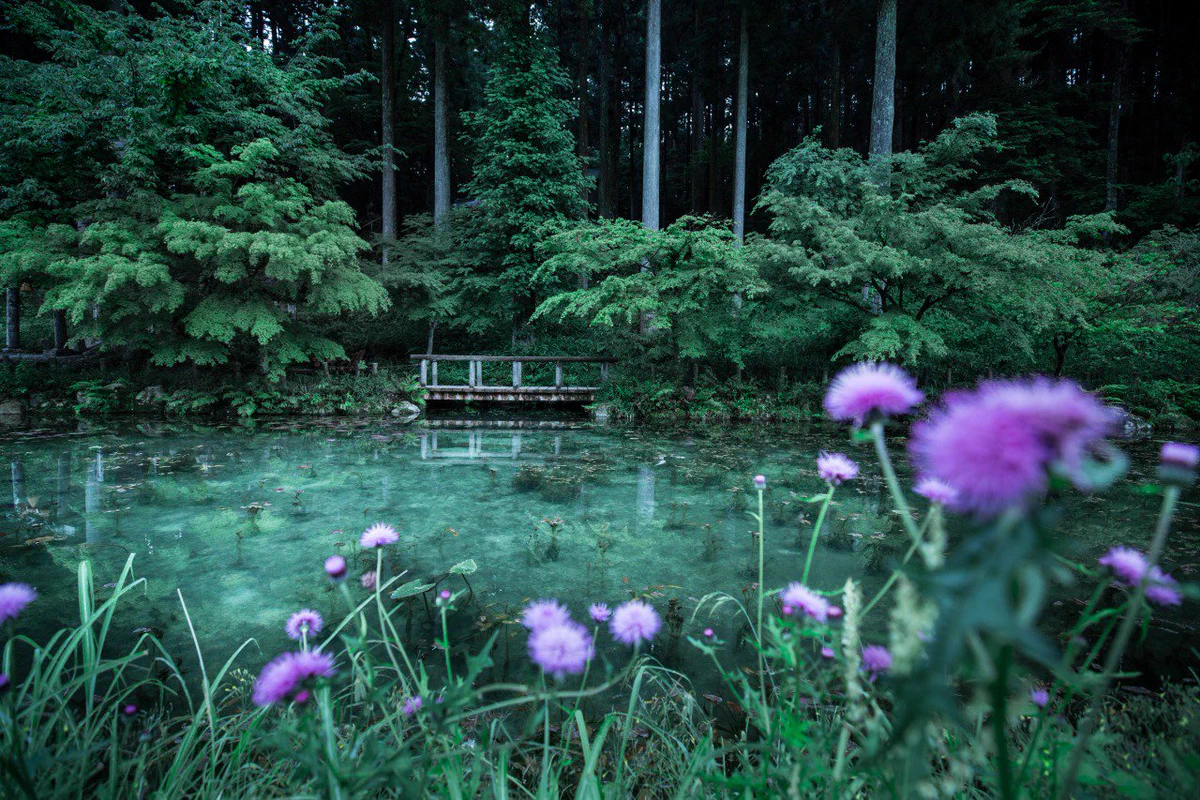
[689,0,705,211]
[640,0,661,335]
[597,9,617,219]
[4,289,18,351]
[576,0,591,203]
[1105,47,1124,213]
[829,39,842,148]
[52,309,68,352]
[869,0,897,185]
[641,0,661,233]
[433,6,451,230]
[732,7,748,243]
[380,0,397,261]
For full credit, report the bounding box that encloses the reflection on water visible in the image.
[0,418,1192,684]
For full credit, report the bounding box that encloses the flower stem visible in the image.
[801,487,835,585]
[869,420,921,544]
[1059,485,1180,798]
[755,486,771,737]
[991,644,1015,800]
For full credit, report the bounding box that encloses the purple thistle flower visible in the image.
[521,599,571,631]
[360,523,399,548]
[528,621,594,679]
[360,571,377,590]
[821,646,836,658]
[325,555,347,580]
[861,645,892,678]
[609,600,661,646]
[439,590,451,600]
[704,627,715,638]
[0,582,37,624]
[817,452,859,485]
[914,477,959,507]
[402,695,423,716]
[753,475,766,490]
[1146,567,1183,606]
[0,673,9,692]
[1161,442,1199,469]
[589,603,612,623]
[122,704,138,716]
[909,378,1115,515]
[1030,687,1049,708]
[824,362,924,425]
[252,651,336,706]
[779,582,839,623]
[1099,546,1149,586]
[285,609,324,641]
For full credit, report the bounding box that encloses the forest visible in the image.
[0,0,1197,422]
[1,1,1199,798]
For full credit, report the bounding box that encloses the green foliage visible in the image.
[537,216,764,366]
[752,113,1127,368]
[0,0,384,377]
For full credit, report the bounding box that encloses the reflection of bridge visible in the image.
[411,355,616,404]
[418,429,562,464]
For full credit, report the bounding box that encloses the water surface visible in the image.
[1,417,1194,684]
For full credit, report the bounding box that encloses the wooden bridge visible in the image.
[410,355,616,403]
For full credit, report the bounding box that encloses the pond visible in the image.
[0,416,1195,687]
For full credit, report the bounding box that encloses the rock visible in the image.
[136,385,166,405]
[1114,408,1152,439]
[391,400,421,422]
[0,399,23,417]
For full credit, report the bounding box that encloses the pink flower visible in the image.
[360,523,399,548]
[1099,546,1149,586]
[528,621,594,679]
[325,555,347,580]
[360,571,377,590]
[817,452,859,485]
[1098,546,1183,606]
[521,599,571,631]
[122,704,138,716]
[914,477,959,507]
[753,475,766,490]
[1161,442,1199,469]
[589,603,612,623]
[821,646,836,658]
[1145,567,1183,606]
[609,600,661,646]
[252,651,336,706]
[402,695,423,716]
[0,583,37,624]
[1030,687,1049,708]
[779,582,839,623]
[861,645,892,677]
[0,674,8,692]
[909,378,1115,515]
[285,609,324,640]
[824,362,924,425]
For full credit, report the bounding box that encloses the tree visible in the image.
[433,2,451,231]
[456,26,590,343]
[869,0,897,183]
[380,0,398,258]
[732,6,748,243]
[0,0,385,374]
[752,114,1123,369]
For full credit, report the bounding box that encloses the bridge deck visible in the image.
[411,354,614,404]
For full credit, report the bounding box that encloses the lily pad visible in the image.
[449,558,478,576]
[390,580,435,600]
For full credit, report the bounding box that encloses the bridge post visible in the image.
[512,360,522,388]
[554,361,563,388]
[431,359,438,386]
[419,359,428,386]
[601,362,610,382]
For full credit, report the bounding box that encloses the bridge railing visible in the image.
[409,355,617,391]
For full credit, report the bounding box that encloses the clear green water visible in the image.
[0,417,1193,683]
